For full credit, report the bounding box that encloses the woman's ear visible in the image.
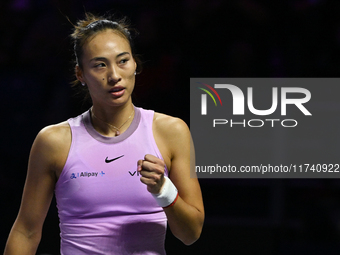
[75,65,84,83]
[133,58,137,73]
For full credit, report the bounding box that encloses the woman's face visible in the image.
[77,30,137,108]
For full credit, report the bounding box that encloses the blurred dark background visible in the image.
[1,0,340,254]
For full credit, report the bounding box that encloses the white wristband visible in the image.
[152,176,178,208]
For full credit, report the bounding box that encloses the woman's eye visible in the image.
[119,59,129,64]
[94,63,106,68]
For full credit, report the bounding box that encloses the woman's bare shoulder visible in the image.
[38,121,70,143]
[33,121,71,158]
[29,121,71,175]
[153,112,189,136]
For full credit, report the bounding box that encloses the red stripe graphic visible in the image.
[202,83,222,106]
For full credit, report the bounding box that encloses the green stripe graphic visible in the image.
[198,87,217,106]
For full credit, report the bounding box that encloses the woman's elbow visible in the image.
[179,217,204,245]
[181,226,203,246]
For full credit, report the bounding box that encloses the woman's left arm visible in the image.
[138,115,204,245]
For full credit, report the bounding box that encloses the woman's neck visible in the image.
[90,102,135,137]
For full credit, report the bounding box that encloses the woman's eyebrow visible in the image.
[90,52,130,62]
[90,57,107,62]
[116,52,130,58]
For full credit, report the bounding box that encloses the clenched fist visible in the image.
[137,154,166,194]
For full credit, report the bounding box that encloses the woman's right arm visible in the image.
[4,123,70,255]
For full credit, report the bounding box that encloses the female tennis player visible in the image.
[4,13,204,255]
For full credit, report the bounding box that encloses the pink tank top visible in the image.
[55,107,168,255]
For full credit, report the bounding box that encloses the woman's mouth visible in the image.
[109,87,125,97]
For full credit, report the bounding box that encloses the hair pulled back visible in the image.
[70,13,141,101]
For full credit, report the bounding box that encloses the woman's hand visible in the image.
[137,154,166,194]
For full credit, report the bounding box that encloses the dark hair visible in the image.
[70,13,142,101]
